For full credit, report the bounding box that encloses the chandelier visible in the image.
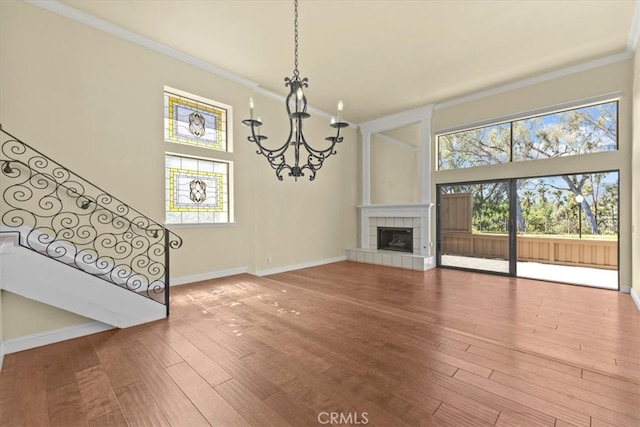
[242,0,348,181]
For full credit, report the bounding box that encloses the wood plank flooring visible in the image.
[1,262,639,426]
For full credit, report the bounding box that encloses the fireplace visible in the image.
[349,205,434,270]
[377,227,413,253]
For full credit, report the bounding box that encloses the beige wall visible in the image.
[1,291,91,341]
[370,134,420,204]
[432,60,634,288]
[633,44,640,297]
[0,3,358,339]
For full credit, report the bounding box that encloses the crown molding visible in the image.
[434,51,632,112]
[627,0,640,52]
[359,104,434,135]
[24,0,638,127]
[26,0,258,89]
[434,0,638,112]
[436,91,622,136]
[24,0,357,127]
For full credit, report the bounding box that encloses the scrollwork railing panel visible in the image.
[0,127,182,307]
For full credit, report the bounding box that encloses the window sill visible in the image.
[164,222,236,229]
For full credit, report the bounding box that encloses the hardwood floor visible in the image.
[1,262,639,426]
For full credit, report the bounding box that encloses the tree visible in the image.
[597,182,618,235]
[440,171,618,238]
[438,102,617,235]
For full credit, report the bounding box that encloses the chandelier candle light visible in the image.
[242,0,348,181]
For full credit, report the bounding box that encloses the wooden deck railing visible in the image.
[441,232,617,270]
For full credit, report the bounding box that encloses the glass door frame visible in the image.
[435,179,517,277]
[436,170,620,291]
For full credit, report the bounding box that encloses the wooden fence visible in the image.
[441,232,618,270]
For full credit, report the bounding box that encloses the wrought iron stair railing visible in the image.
[0,125,182,315]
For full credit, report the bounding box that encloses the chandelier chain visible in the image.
[293,0,299,78]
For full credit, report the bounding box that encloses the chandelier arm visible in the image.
[245,118,300,181]
[248,122,290,155]
[251,142,289,181]
[253,138,290,157]
[261,150,291,181]
[297,130,343,173]
[299,164,318,181]
[301,148,329,171]
[300,145,338,179]
[275,165,289,181]
[301,141,339,156]
[261,151,288,172]
[301,143,337,179]
[300,131,342,156]
[303,157,325,174]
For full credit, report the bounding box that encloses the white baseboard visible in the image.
[0,342,4,372]
[631,288,640,312]
[620,285,631,294]
[170,257,347,284]
[3,321,114,355]
[171,266,249,286]
[256,256,346,277]
[426,256,436,269]
[0,230,19,254]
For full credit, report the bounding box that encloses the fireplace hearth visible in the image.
[377,227,413,253]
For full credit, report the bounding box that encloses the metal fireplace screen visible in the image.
[377,227,413,253]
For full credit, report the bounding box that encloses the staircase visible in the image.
[0,126,182,327]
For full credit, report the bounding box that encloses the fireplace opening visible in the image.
[377,227,413,253]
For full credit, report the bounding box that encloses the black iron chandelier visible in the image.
[242,0,348,181]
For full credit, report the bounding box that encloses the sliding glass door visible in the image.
[437,172,619,290]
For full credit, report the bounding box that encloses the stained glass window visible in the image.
[164,90,229,151]
[165,154,230,224]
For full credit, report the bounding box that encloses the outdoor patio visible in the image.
[441,255,618,290]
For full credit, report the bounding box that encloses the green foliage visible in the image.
[438,101,618,236]
[442,172,619,238]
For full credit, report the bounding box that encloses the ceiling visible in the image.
[59,0,639,124]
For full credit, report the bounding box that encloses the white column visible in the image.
[361,212,370,249]
[421,114,433,255]
[420,116,432,204]
[362,132,371,206]
[420,211,429,256]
